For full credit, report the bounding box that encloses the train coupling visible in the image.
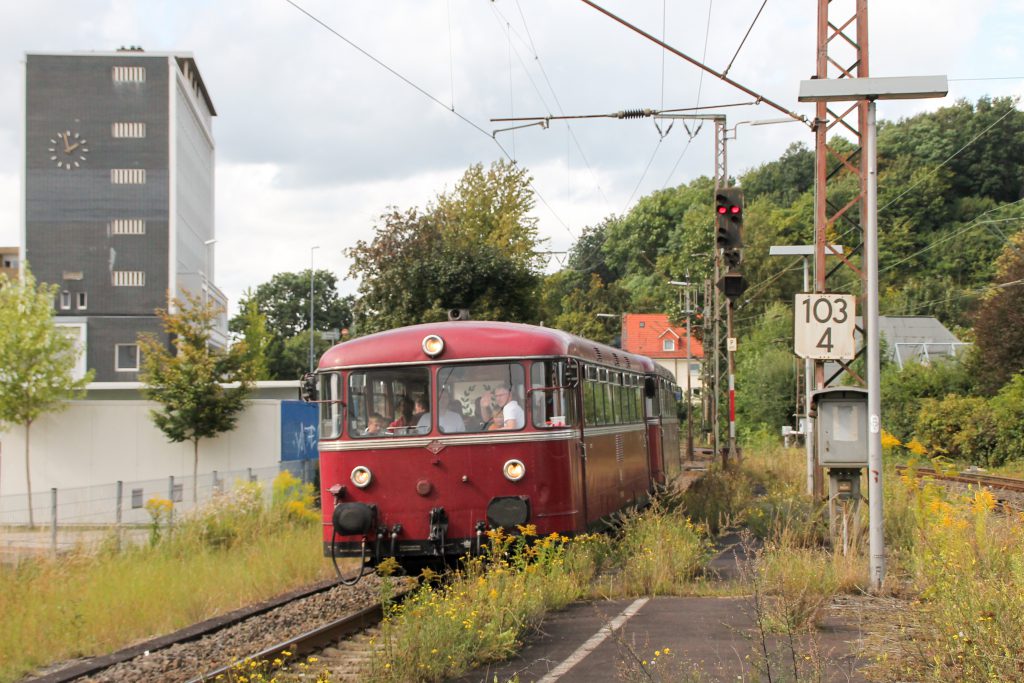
[427,507,449,554]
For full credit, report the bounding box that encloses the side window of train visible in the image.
[319,372,342,439]
[583,365,598,425]
[529,360,579,428]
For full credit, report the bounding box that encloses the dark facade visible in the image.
[24,51,217,381]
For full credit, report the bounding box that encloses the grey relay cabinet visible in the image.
[810,387,869,469]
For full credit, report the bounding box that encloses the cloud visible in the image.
[1,0,1021,316]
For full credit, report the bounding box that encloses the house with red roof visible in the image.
[620,313,703,397]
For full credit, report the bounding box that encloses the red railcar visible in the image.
[304,321,681,569]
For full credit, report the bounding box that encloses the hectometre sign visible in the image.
[794,293,856,360]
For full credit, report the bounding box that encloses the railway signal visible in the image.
[715,188,744,267]
[717,270,747,301]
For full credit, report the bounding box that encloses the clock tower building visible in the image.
[23,49,225,381]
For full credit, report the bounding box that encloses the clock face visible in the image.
[47,129,89,170]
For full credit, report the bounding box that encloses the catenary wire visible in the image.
[722,0,767,78]
[503,0,613,212]
[283,0,573,236]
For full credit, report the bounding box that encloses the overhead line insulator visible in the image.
[614,108,655,119]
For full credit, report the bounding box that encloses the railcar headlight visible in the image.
[351,465,373,488]
[422,334,445,357]
[502,459,526,482]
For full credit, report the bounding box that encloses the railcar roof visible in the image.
[318,321,651,371]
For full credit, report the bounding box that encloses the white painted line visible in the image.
[537,598,650,682]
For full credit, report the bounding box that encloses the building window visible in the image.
[115,344,140,372]
[76,292,88,310]
[112,122,146,138]
[2,255,17,269]
[112,271,145,287]
[131,488,144,509]
[109,219,146,235]
[59,290,71,310]
[111,169,146,184]
[662,339,675,351]
[171,483,184,503]
[639,322,645,328]
[112,66,146,83]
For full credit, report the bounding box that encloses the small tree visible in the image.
[0,265,93,526]
[140,291,255,502]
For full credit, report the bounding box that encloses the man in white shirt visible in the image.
[484,384,525,430]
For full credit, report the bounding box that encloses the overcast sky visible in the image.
[1,1,1021,315]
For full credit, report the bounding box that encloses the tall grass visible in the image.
[367,504,713,682]
[869,471,1024,681]
[0,472,329,683]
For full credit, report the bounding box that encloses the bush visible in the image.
[614,504,711,595]
[990,373,1024,466]
[881,358,974,442]
[914,394,999,466]
[271,470,320,525]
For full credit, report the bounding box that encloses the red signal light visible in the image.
[730,206,740,214]
[717,206,727,214]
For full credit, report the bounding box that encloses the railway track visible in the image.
[26,574,412,683]
[187,599,396,683]
[894,465,1024,509]
[894,465,1024,492]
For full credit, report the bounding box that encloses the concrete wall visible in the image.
[0,382,303,498]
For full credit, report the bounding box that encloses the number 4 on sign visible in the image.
[793,293,856,360]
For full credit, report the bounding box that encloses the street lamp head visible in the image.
[204,238,217,246]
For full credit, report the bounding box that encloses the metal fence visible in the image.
[0,459,318,531]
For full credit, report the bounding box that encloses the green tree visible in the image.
[229,272,353,379]
[0,266,93,526]
[740,141,815,207]
[880,358,974,441]
[970,230,1024,394]
[347,161,544,333]
[734,303,797,433]
[235,295,272,380]
[140,291,255,502]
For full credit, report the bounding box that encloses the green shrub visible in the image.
[990,373,1024,466]
[614,504,711,595]
[881,358,974,442]
[680,465,753,534]
[914,394,999,465]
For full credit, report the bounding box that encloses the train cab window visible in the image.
[319,372,343,439]
[436,362,526,433]
[530,360,579,428]
[347,367,429,438]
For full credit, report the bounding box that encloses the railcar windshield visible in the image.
[347,367,431,438]
[435,362,526,433]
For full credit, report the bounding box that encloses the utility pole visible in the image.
[309,245,320,373]
[803,0,948,590]
[669,280,697,461]
[712,118,727,468]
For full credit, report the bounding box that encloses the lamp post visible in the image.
[309,246,320,373]
[798,74,948,591]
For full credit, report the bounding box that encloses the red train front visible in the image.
[303,321,679,571]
